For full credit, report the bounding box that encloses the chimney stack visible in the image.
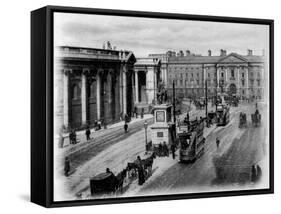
[247,49,253,56]
[220,49,227,56]
[208,50,212,56]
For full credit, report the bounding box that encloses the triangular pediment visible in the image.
[218,53,248,63]
[125,52,137,64]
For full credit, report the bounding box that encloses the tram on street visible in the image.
[216,104,230,126]
[178,119,205,163]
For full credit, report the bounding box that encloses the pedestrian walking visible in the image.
[163,141,169,157]
[85,126,91,141]
[97,120,102,130]
[72,129,77,144]
[64,157,70,177]
[124,122,128,133]
[216,137,220,148]
[141,108,144,119]
[158,142,163,156]
[134,106,138,118]
[69,130,73,145]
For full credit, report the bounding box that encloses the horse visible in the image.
[141,152,156,177]
[114,168,127,193]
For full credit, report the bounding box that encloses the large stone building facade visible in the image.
[153,49,265,100]
[54,46,162,133]
[54,46,137,132]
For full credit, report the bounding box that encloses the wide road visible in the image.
[135,102,268,196]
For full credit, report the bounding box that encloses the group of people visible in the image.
[69,129,78,145]
[251,164,262,182]
[157,142,176,159]
[158,142,169,157]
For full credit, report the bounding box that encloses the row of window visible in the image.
[169,70,261,80]
[169,78,261,87]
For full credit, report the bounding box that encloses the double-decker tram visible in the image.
[216,104,230,126]
[178,119,205,163]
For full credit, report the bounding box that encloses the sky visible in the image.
[54,12,269,57]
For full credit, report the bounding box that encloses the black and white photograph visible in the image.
[53,10,271,202]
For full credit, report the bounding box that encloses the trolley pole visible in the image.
[173,80,176,123]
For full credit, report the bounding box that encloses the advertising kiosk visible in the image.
[150,104,176,150]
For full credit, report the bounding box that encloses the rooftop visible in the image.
[168,52,264,64]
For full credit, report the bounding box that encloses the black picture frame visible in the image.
[31,5,274,208]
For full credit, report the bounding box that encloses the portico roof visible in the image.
[134,57,161,67]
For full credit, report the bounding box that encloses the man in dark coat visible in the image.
[136,156,145,185]
[163,141,169,157]
[64,157,70,177]
[158,143,163,156]
[85,126,91,141]
[124,122,128,133]
[134,106,138,118]
[141,108,144,119]
[72,129,77,144]
[216,137,220,148]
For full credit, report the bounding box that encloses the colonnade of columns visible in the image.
[62,65,132,129]
[134,68,159,105]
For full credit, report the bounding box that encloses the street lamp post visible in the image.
[144,120,148,151]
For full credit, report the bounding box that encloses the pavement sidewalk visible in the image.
[56,114,154,153]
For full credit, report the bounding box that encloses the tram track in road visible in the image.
[58,117,154,174]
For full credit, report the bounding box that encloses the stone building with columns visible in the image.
[54,46,136,132]
[158,49,265,100]
[133,58,162,107]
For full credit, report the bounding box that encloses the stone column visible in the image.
[119,69,123,114]
[96,70,101,120]
[108,71,113,122]
[63,69,69,128]
[122,65,127,114]
[135,70,139,103]
[245,66,249,98]
[81,69,88,125]
[154,69,157,102]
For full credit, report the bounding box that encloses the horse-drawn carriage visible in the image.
[90,169,127,196]
[239,112,247,128]
[126,152,156,179]
[90,152,156,196]
[251,109,261,127]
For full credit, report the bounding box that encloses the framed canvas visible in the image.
[31,5,274,207]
